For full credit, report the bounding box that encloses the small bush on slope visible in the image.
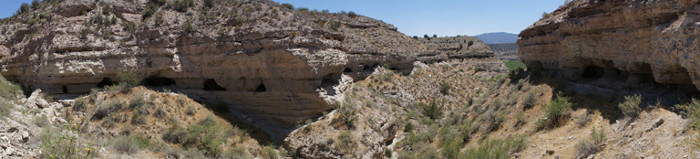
[619,94,642,118]
[575,127,606,158]
[536,93,572,130]
[0,75,23,100]
[460,136,526,159]
[675,99,700,150]
[420,100,443,120]
[0,101,13,119]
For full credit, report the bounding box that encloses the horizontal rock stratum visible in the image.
[518,0,700,90]
[0,0,491,135]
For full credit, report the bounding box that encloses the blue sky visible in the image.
[272,0,566,36]
[0,0,33,19]
[0,0,566,36]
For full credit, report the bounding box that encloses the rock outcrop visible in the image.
[0,0,492,136]
[518,0,700,91]
[417,36,493,60]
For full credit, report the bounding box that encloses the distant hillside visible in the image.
[488,43,519,60]
[476,32,518,44]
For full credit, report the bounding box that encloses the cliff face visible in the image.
[519,0,700,90]
[417,36,494,60]
[0,0,491,135]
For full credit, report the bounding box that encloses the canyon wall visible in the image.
[519,0,700,90]
[0,0,491,135]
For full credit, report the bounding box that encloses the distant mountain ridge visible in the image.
[476,32,518,44]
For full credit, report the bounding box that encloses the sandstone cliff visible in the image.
[0,0,492,136]
[519,0,700,91]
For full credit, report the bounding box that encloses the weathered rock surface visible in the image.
[518,0,700,91]
[0,0,492,136]
[417,36,493,60]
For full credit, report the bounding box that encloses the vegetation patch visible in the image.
[536,93,572,130]
[619,94,642,118]
[460,136,526,159]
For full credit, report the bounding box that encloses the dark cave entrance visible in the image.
[62,86,68,94]
[97,78,114,88]
[321,73,341,88]
[255,83,266,92]
[203,79,226,91]
[344,67,352,73]
[142,77,176,87]
[582,66,605,79]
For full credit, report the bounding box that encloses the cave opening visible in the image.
[142,77,176,87]
[321,73,341,88]
[344,67,352,73]
[255,83,266,92]
[203,79,227,91]
[363,65,371,71]
[62,86,68,94]
[582,66,605,79]
[97,78,114,88]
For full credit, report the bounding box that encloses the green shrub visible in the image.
[0,75,23,100]
[503,60,526,73]
[460,137,525,159]
[541,12,551,19]
[154,106,167,118]
[574,139,598,158]
[182,21,193,33]
[186,105,196,116]
[420,100,442,120]
[260,146,278,159]
[103,5,111,15]
[203,0,216,9]
[79,28,89,39]
[347,11,358,18]
[142,7,155,20]
[676,99,700,130]
[40,128,96,159]
[280,3,294,10]
[122,21,136,36]
[235,17,245,25]
[329,21,341,31]
[0,101,13,119]
[523,90,538,109]
[439,82,451,95]
[335,130,355,153]
[591,127,606,145]
[223,147,250,158]
[91,100,124,121]
[129,93,146,109]
[575,127,606,158]
[72,98,88,112]
[18,3,30,14]
[619,94,642,118]
[112,136,141,154]
[404,122,413,132]
[536,93,572,130]
[33,114,49,127]
[105,83,129,94]
[338,103,357,127]
[116,71,139,87]
[174,0,194,12]
[131,113,147,125]
[32,0,41,9]
[163,117,229,157]
[440,126,463,158]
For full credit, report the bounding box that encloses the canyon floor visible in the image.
[1,58,699,158]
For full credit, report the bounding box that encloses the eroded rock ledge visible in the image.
[519,0,700,91]
[0,0,492,136]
